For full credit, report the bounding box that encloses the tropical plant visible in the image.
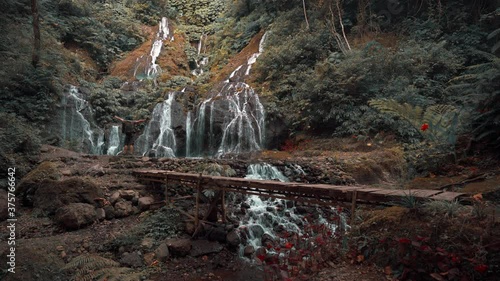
[61,254,142,281]
[369,99,459,146]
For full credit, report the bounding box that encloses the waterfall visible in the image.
[136,93,176,157]
[61,86,104,154]
[238,164,303,256]
[186,111,192,157]
[133,17,173,82]
[107,125,121,155]
[216,83,265,157]
[237,163,344,259]
[245,31,268,76]
[193,98,210,156]
[192,34,208,76]
[188,32,268,158]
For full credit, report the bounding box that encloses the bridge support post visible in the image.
[195,173,202,228]
[164,175,169,206]
[351,190,357,222]
[221,188,226,223]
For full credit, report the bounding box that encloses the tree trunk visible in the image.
[302,0,310,30]
[31,0,40,67]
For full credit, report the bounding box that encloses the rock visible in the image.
[165,238,192,257]
[261,233,274,245]
[144,252,155,265]
[54,203,96,230]
[56,245,64,252]
[103,205,115,220]
[189,240,224,257]
[185,222,196,235]
[114,201,133,218]
[120,190,137,200]
[120,252,143,268]
[96,208,106,221]
[138,196,155,211]
[60,251,67,259]
[86,164,105,177]
[207,227,227,243]
[249,225,265,238]
[61,169,72,176]
[17,161,61,206]
[241,202,251,209]
[33,177,103,215]
[226,230,241,247]
[243,245,255,256]
[141,238,154,249]
[109,191,121,204]
[155,243,170,261]
[0,189,8,221]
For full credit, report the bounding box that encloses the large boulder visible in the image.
[165,238,192,257]
[120,252,143,268]
[226,230,241,247]
[189,240,223,257]
[33,177,103,215]
[114,201,133,218]
[16,161,61,206]
[54,203,96,230]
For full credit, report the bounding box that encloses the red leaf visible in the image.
[474,264,488,273]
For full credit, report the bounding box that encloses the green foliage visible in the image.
[422,200,463,218]
[447,54,500,149]
[61,254,142,281]
[369,99,459,145]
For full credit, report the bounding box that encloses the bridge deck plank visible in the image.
[133,170,467,205]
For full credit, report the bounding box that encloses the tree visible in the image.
[31,0,40,67]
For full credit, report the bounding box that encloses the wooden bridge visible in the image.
[133,169,469,208]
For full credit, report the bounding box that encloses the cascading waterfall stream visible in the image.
[136,93,177,157]
[61,86,104,154]
[133,17,173,82]
[236,163,345,260]
[106,125,121,155]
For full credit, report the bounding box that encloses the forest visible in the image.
[0,0,499,280]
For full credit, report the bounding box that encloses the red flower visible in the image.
[420,123,429,131]
[398,238,411,244]
[285,242,294,249]
[451,256,460,263]
[257,254,266,262]
[266,244,273,249]
[275,247,281,251]
[474,264,488,273]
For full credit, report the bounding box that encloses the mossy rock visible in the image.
[16,161,62,206]
[34,177,103,216]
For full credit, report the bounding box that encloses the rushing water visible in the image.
[106,125,121,155]
[136,93,177,157]
[60,86,104,154]
[133,17,173,83]
[236,163,345,259]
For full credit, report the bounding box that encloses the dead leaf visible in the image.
[472,193,483,201]
[430,273,445,281]
[384,266,392,275]
[357,255,365,263]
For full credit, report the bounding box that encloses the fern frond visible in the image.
[62,254,120,272]
[487,28,500,40]
[368,99,423,127]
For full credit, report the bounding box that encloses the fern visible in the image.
[369,99,458,145]
[62,254,142,281]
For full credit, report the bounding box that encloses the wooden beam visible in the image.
[195,173,202,229]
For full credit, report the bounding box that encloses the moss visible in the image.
[16,161,62,206]
[360,206,410,228]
